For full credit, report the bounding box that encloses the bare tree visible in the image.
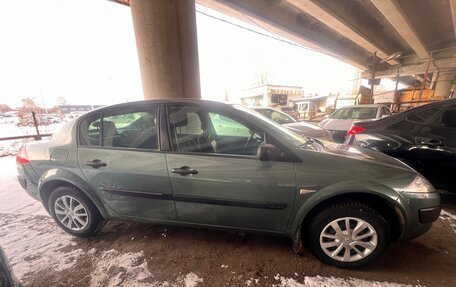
[253,71,272,86]
[57,96,68,106]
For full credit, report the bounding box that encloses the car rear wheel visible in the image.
[48,186,103,237]
[307,201,390,268]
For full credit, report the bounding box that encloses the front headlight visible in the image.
[402,174,435,193]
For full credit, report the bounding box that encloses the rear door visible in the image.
[77,104,177,221]
[414,104,456,189]
[165,104,296,233]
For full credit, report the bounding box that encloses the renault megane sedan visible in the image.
[16,99,440,268]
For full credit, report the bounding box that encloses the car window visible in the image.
[255,109,295,124]
[330,107,377,120]
[168,105,264,156]
[406,108,440,124]
[79,114,101,146]
[381,107,391,116]
[209,113,251,137]
[102,107,158,150]
[439,105,456,128]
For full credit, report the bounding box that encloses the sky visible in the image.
[0,0,359,109]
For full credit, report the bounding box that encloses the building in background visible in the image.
[58,105,104,114]
[238,84,304,108]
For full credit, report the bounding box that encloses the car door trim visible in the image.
[102,187,287,210]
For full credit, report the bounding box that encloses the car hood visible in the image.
[319,119,355,131]
[303,140,413,171]
[282,122,331,140]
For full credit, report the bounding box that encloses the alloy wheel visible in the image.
[54,195,89,231]
[319,217,378,262]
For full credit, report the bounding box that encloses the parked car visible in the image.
[251,107,333,141]
[319,104,392,143]
[345,98,456,192]
[0,246,22,287]
[41,115,61,124]
[17,100,440,268]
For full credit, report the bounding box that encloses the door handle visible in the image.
[86,159,107,168]
[171,166,198,176]
[427,139,444,148]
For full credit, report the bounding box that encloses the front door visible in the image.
[77,104,177,221]
[165,104,296,233]
[414,104,456,190]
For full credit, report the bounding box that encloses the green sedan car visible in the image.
[16,100,440,268]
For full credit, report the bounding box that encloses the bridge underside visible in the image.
[116,0,456,99]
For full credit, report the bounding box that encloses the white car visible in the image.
[251,107,333,141]
[319,104,391,143]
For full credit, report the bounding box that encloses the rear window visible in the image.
[78,114,101,146]
[78,106,158,150]
[406,108,440,124]
[330,107,377,120]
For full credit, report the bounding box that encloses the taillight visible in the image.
[346,125,365,137]
[16,145,29,165]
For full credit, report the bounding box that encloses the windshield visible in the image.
[234,105,307,146]
[254,109,296,124]
[330,107,377,120]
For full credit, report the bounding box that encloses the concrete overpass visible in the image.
[115,0,456,100]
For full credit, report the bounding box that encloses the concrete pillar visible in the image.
[130,0,201,99]
[434,70,456,98]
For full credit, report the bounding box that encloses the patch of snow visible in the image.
[90,249,151,287]
[0,213,82,279]
[0,156,47,216]
[0,122,63,157]
[221,264,228,268]
[272,275,419,287]
[176,272,203,287]
[440,209,456,234]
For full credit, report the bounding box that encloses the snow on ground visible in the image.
[0,122,64,156]
[439,209,456,234]
[267,275,422,287]
[0,213,83,278]
[0,157,80,279]
[90,249,151,287]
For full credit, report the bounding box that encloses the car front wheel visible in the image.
[307,201,390,268]
[48,186,103,237]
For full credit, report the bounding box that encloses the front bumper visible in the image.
[419,206,441,224]
[399,191,441,240]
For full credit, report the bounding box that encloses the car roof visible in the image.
[250,107,280,111]
[339,104,385,108]
[87,99,231,113]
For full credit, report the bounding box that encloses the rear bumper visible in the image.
[17,175,27,190]
[328,130,347,143]
[16,174,40,201]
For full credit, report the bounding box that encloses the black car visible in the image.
[0,247,22,287]
[345,98,456,191]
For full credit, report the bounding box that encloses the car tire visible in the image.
[307,201,390,268]
[48,186,103,237]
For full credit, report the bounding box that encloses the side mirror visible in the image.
[324,114,329,119]
[257,144,284,161]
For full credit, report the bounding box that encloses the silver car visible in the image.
[251,107,332,141]
[319,104,392,143]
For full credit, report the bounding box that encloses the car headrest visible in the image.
[103,121,117,136]
[169,111,188,127]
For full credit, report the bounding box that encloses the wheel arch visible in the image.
[38,169,111,218]
[290,191,406,243]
